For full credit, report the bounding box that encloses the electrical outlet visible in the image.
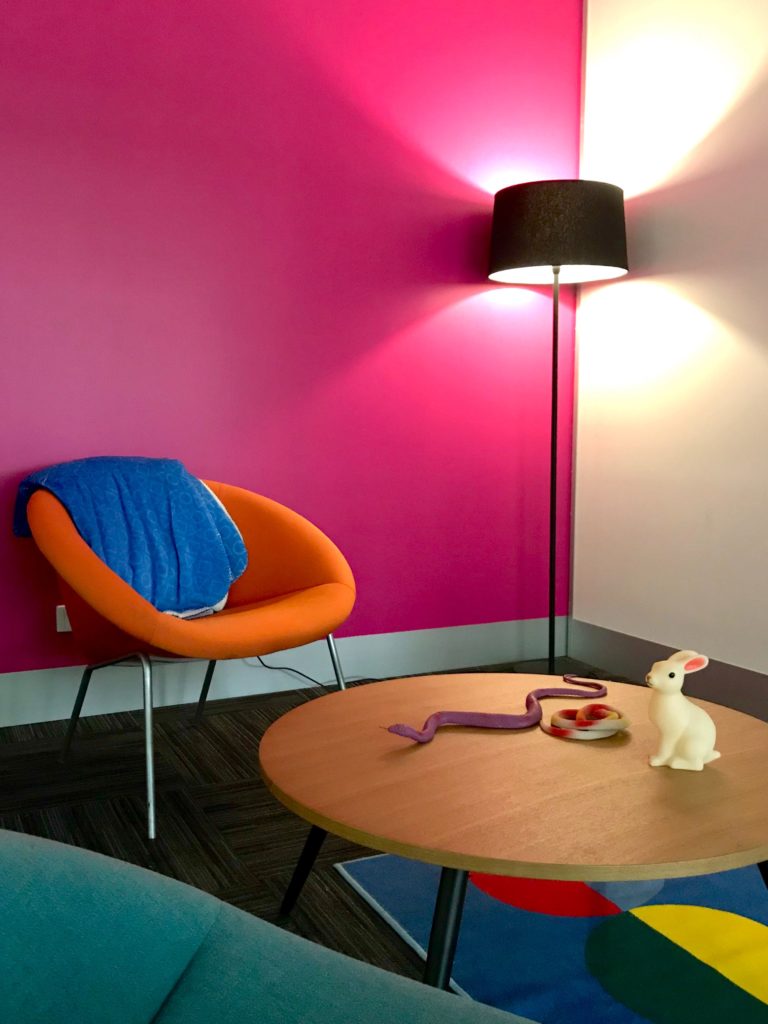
[56,605,72,632]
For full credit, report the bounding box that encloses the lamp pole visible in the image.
[548,266,560,675]
[487,180,628,676]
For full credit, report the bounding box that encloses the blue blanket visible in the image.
[14,457,248,616]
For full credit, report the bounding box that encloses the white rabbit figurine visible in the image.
[645,650,720,771]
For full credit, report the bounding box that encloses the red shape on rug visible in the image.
[469,873,622,918]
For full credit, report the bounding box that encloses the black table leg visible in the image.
[423,867,469,989]
[281,824,327,915]
[759,861,768,890]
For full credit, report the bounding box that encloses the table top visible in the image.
[258,673,768,881]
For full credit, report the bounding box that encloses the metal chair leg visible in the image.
[326,634,347,691]
[138,653,156,841]
[59,665,94,762]
[194,660,217,720]
[58,654,157,840]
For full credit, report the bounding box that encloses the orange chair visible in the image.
[26,481,356,839]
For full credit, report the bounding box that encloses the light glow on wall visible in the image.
[576,0,768,676]
[263,0,582,196]
[476,285,541,312]
[577,280,721,396]
[580,3,768,394]
[582,15,768,197]
[474,163,555,197]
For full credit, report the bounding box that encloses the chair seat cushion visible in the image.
[145,582,355,659]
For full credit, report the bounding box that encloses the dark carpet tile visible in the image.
[0,735,177,813]
[191,778,300,866]
[191,777,370,879]
[138,789,260,893]
[0,795,151,856]
[0,677,425,974]
[0,788,255,894]
[154,714,263,786]
[0,708,140,744]
[0,659,617,979]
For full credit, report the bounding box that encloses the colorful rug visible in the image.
[335,855,768,1024]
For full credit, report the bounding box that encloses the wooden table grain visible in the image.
[260,673,768,987]
[260,673,768,881]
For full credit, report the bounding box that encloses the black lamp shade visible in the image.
[488,179,628,285]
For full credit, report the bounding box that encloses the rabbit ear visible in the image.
[683,653,708,673]
[671,649,698,663]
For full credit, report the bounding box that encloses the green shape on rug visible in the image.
[586,907,768,1024]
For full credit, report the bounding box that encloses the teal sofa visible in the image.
[0,830,535,1023]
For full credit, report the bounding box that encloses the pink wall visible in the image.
[1,0,583,672]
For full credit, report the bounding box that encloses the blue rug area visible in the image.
[335,855,768,1024]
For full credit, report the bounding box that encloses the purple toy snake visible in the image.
[386,675,609,743]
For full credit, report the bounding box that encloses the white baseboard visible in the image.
[0,616,566,727]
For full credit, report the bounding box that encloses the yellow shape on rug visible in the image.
[632,905,768,1004]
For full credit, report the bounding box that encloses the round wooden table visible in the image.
[259,673,768,987]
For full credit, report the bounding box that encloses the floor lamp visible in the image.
[488,179,628,674]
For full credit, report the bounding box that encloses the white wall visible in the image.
[574,0,768,674]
